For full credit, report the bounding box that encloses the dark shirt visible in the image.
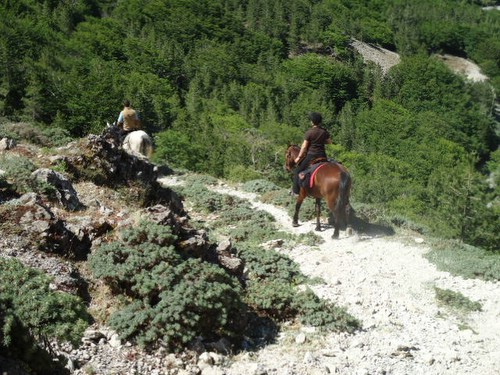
[304,126,330,157]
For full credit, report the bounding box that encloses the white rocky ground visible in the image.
[204,182,500,375]
[351,39,489,83]
[350,40,401,74]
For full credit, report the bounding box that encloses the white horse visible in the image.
[123,130,153,159]
[106,122,153,158]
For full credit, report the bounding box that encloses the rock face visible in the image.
[31,168,82,211]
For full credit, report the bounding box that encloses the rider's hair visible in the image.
[308,112,322,125]
[123,99,131,107]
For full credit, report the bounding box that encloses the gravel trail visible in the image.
[210,183,500,375]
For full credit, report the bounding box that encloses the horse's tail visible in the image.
[139,134,153,158]
[335,171,351,226]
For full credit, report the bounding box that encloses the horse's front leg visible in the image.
[292,193,305,227]
[315,198,321,231]
[292,201,301,227]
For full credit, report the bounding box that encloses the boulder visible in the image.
[0,137,16,151]
[31,168,82,211]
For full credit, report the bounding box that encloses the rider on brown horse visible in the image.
[292,112,332,195]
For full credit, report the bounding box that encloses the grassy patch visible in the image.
[425,240,500,282]
[434,287,482,313]
[242,179,281,194]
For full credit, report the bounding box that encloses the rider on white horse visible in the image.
[113,100,153,158]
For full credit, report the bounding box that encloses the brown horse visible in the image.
[285,145,352,239]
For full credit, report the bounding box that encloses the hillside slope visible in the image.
[1,133,498,374]
[189,179,500,375]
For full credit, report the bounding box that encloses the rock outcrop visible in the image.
[0,129,245,374]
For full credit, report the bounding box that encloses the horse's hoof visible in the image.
[315,227,321,232]
[292,222,299,227]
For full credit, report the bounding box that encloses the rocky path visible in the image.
[210,183,500,375]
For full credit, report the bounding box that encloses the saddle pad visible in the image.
[310,163,328,188]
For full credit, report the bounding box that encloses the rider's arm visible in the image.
[295,140,309,163]
[117,111,124,127]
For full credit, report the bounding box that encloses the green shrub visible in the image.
[89,221,244,350]
[217,204,274,225]
[244,279,298,319]
[0,154,37,193]
[239,243,306,320]
[177,182,241,213]
[239,244,359,331]
[240,244,304,284]
[293,289,360,332]
[226,223,277,244]
[434,287,482,313]
[171,176,358,333]
[0,258,90,371]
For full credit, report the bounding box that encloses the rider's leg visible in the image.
[292,156,314,194]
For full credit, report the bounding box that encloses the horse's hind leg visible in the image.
[315,198,321,231]
[326,197,340,239]
[332,225,340,239]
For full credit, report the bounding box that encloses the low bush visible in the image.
[240,244,305,285]
[0,154,37,194]
[434,287,482,313]
[241,242,305,320]
[176,182,241,213]
[89,221,244,350]
[0,258,90,371]
[182,174,219,187]
[293,289,360,332]
[244,279,298,319]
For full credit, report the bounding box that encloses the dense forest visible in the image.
[0,0,499,250]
